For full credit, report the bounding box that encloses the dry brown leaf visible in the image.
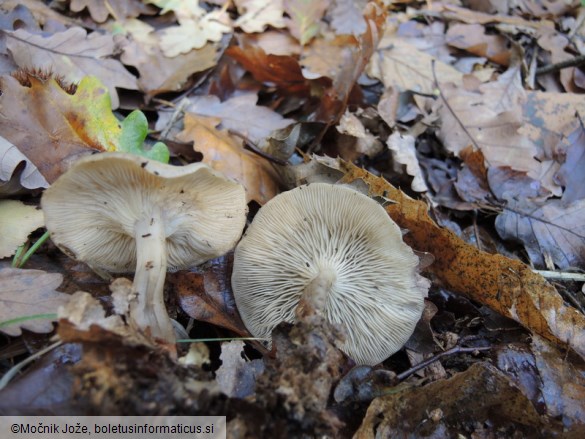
[336,110,382,159]
[367,37,463,97]
[69,0,153,23]
[0,200,44,258]
[156,1,231,57]
[177,113,280,204]
[179,94,294,145]
[446,23,511,66]
[118,19,220,98]
[0,74,115,183]
[0,267,70,336]
[283,0,330,45]
[169,254,252,337]
[234,0,285,33]
[301,156,585,361]
[226,44,309,94]
[4,27,137,109]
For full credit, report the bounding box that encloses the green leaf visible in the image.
[118,110,170,163]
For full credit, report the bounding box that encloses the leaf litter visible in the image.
[0,0,585,436]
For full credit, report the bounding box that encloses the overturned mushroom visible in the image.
[232,183,428,365]
[42,152,247,344]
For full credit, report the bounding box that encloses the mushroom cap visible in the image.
[42,152,247,272]
[232,183,428,365]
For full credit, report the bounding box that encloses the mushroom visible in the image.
[231,183,428,365]
[42,152,247,344]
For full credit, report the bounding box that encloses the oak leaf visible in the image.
[0,135,49,192]
[4,27,137,109]
[0,74,120,183]
[118,19,220,98]
[0,267,70,336]
[69,0,153,23]
[234,0,285,33]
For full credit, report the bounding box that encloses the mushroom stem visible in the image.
[296,267,336,318]
[130,211,175,344]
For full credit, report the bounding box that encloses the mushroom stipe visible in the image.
[42,152,247,345]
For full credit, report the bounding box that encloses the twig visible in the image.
[533,270,585,282]
[160,98,189,140]
[535,55,585,76]
[397,344,491,381]
[229,129,289,166]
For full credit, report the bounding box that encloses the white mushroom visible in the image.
[42,152,247,344]
[232,183,428,365]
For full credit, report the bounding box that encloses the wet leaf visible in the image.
[0,267,69,336]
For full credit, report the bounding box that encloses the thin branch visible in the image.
[536,55,585,76]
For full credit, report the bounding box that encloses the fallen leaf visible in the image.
[0,135,49,191]
[446,23,511,66]
[226,44,310,94]
[234,0,285,33]
[495,197,585,269]
[297,156,585,362]
[0,74,120,183]
[386,132,428,192]
[556,123,585,203]
[4,27,137,109]
[118,19,221,98]
[180,93,294,145]
[170,253,253,337]
[367,37,463,97]
[69,0,153,23]
[0,267,70,336]
[216,340,265,398]
[328,0,367,36]
[0,200,44,258]
[336,110,383,159]
[283,0,330,45]
[178,113,280,204]
[155,1,231,57]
